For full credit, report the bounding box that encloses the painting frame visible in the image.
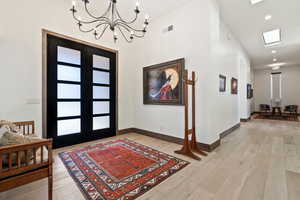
[219,75,226,92]
[143,58,185,105]
[231,78,238,95]
[247,84,252,99]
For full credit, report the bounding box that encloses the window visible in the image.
[270,72,282,107]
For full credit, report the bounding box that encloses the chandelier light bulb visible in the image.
[145,14,149,20]
[265,15,272,21]
[136,1,140,8]
[72,1,76,6]
[131,31,134,35]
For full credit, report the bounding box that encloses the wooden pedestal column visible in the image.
[175,70,207,160]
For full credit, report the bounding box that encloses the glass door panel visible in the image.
[58,83,81,99]
[93,116,110,130]
[57,102,81,117]
[57,119,81,136]
[57,46,81,65]
[93,55,110,70]
[93,101,110,115]
[58,65,81,82]
[93,71,110,84]
[93,86,110,99]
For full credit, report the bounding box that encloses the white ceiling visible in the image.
[216,0,300,69]
[82,0,188,22]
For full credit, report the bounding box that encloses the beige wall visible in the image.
[253,66,300,111]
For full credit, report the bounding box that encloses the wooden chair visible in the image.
[284,105,299,118]
[0,121,53,200]
[260,104,271,116]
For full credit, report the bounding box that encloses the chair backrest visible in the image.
[285,105,298,113]
[260,104,270,111]
[13,121,35,135]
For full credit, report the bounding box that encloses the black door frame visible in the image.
[42,29,119,148]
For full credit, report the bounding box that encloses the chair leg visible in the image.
[48,175,53,200]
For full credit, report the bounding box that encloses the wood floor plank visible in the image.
[286,170,300,200]
[263,137,288,200]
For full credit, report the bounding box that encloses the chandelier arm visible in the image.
[95,24,110,40]
[84,1,112,20]
[133,32,146,38]
[115,7,138,25]
[78,25,94,33]
[117,24,145,38]
[117,26,133,43]
[72,11,108,24]
[78,22,108,33]
[116,21,145,33]
[95,22,110,29]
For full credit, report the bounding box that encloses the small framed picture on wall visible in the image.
[247,84,252,99]
[219,75,226,92]
[231,78,238,94]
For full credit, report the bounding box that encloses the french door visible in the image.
[46,35,116,148]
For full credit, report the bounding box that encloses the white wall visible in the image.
[0,0,135,136]
[253,66,300,111]
[122,0,252,144]
[0,0,252,144]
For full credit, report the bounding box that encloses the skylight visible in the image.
[250,0,264,5]
[263,29,281,45]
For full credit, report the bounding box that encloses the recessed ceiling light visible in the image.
[268,62,286,67]
[263,29,281,45]
[272,66,280,70]
[265,15,272,21]
[250,0,264,5]
[271,50,277,54]
[273,58,277,62]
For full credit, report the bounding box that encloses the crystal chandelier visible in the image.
[70,0,150,43]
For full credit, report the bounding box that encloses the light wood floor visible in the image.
[1,119,300,200]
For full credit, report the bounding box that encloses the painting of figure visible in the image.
[231,78,238,94]
[143,59,185,105]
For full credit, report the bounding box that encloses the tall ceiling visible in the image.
[82,0,188,23]
[216,0,300,69]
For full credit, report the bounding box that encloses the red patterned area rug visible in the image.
[59,139,189,200]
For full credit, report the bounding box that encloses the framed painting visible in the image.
[247,84,252,99]
[219,75,226,92]
[143,58,185,105]
[231,78,238,94]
